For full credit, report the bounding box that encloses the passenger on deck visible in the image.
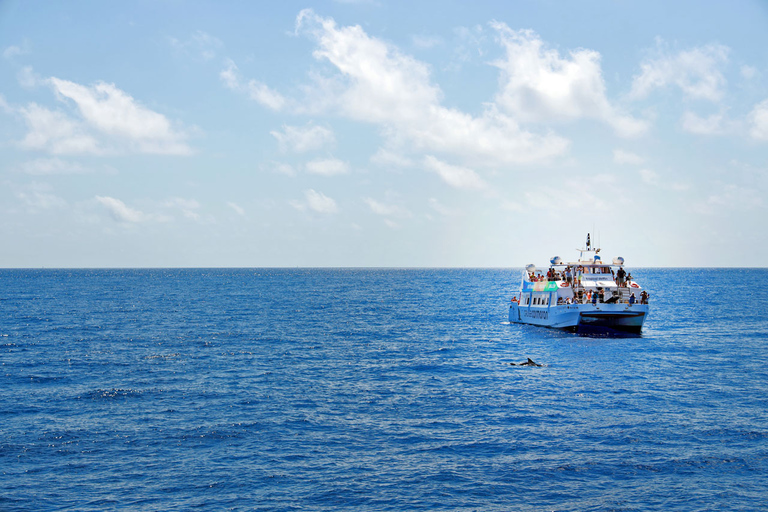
[640,290,649,304]
[616,266,626,286]
[592,291,598,305]
[629,293,635,305]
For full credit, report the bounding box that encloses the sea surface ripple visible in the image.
[1,268,767,511]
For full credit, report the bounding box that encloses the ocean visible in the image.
[2,268,767,511]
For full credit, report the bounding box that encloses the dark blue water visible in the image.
[2,268,767,511]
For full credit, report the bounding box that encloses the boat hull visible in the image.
[509,302,648,334]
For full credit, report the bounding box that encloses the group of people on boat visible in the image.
[528,265,634,288]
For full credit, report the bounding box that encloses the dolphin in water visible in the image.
[510,358,542,367]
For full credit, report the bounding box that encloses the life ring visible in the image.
[630,282,639,288]
[560,282,569,287]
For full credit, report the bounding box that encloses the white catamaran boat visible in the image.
[509,234,649,333]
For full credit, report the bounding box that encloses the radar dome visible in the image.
[613,257,625,265]
[525,264,536,273]
[550,256,562,265]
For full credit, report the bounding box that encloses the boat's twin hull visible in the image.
[509,303,647,333]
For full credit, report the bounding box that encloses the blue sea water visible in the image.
[1,268,767,511]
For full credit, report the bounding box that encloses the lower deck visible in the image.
[509,301,648,333]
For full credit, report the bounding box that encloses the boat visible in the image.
[508,234,649,333]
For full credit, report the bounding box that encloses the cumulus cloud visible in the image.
[18,103,101,154]
[290,10,569,167]
[9,74,193,156]
[291,189,338,214]
[271,123,335,152]
[490,22,647,137]
[630,42,729,101]
[220,59,286,111]
[48,77,192,155]
[305,157,349,176]
[748,99,768,141]
[424,155,487,190]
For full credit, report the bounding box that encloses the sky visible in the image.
[1,0,767,268]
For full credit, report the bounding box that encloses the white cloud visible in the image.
[0,93,10,114]
[639,168,659,186]
[227,201,245,216]
[630,42,729,101]
[613,149,644,165]
[220,59,286,111]
[428,197,453,216]
[271,162,297,176]
[748,99,768,141]
[15,157,90,175]
[168,31,223,61]
[741,65,758,80]
[695,184,763,215]
[292,189,338,214]
[18,66,41,88]
[292,10,569,167]
[490,23,647,137]
[95,196,151,223]
[305,157,349,176]
[15,182,67,210]
[271,123,335,153]
[48,77,192,155]
[500,200,524,212]
[163,197,201,220]
[639,168,689,191]
[18,103,101,155]
[370,148,414,168]
[3,41,30,60]
[680,111,725,135]
[363,197,410,218]
[424,155,487,190]
[412,35,443,49]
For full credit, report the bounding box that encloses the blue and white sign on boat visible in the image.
[509,234,649,333]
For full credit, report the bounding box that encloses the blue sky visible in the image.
[1,0,767,267]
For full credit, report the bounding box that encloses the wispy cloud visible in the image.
[630,41,729,102]
[613,149,644,165]
[305,157,349,176]
[291,189,338,214]
[424,155,487,190]
[15,157,91,175]
[95,196,153,223]
[15,182,67,210]
[168,30,223,61]
[271,123,335,153]
[220,59,285,111]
